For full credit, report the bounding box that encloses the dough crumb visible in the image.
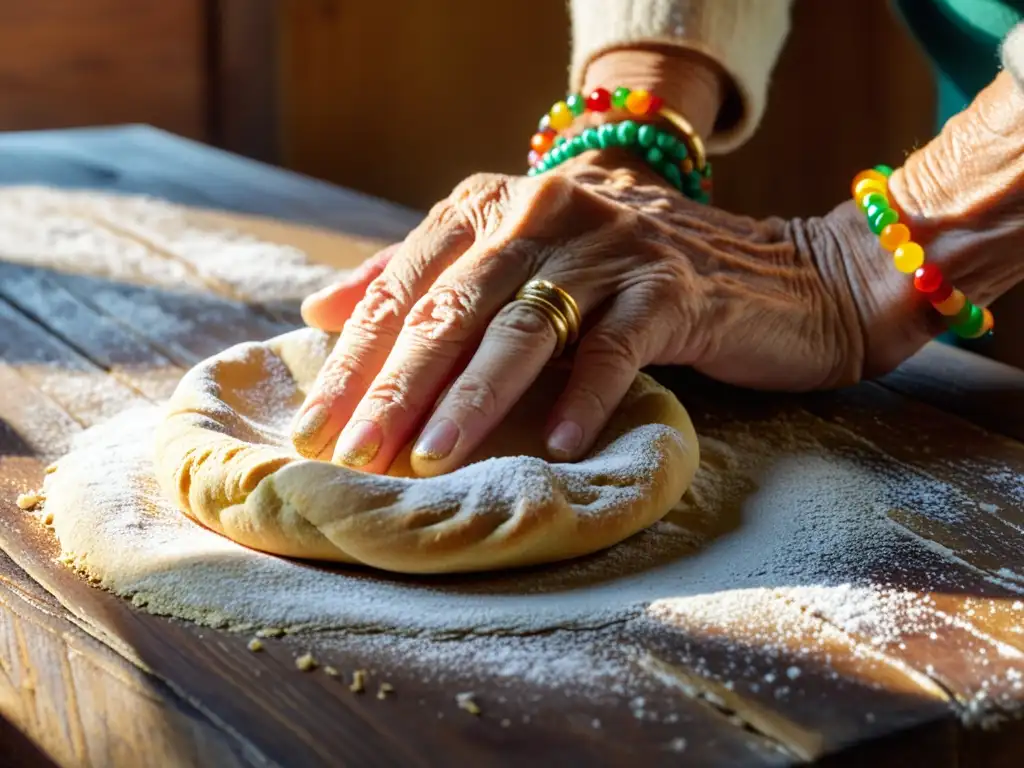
[349,669,367,693]
[247,638,264,652]
[666,737,687,753]
[256,627,285,638]
[16,491,44,510]
[44,463,58,475]
[376,682,394,700]
[323,666,340,677]
[295,653,317,671]
[456,692,481,716]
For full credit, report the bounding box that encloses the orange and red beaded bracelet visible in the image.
[527,87,712,204]
[852,165,993,339]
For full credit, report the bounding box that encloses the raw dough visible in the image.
[153,328,699,574]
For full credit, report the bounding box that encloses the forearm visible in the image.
[569,0,794,153]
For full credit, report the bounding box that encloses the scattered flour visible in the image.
[39,396,1024,667]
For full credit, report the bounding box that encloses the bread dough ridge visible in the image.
[154,328,699,574]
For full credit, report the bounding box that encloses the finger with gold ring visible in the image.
[517,279,581,343]
[513,292,570,357]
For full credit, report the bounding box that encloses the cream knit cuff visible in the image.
[1002,21,1024,91]
[569,0,793,154]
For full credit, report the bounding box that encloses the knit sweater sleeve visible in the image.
[569,0,794,154]
[1002,21,1024,90]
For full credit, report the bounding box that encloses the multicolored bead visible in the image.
[530,131,555,154]
[869,207,899,235]
[933,288,966,316]
[854,168,994,338]
[527,86,711,203]
[879,223,910,252]
[624,89,653,115]
[586,88,611,112]
[951,303,986,337]
[851,169,887,197]
[892,241,924,273]
[549,101,573,131]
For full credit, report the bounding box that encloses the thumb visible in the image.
[300,244,399,331]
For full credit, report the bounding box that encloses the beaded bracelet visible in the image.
[852,166,993,339]
[527,121,711,201]
[527,87,712,204]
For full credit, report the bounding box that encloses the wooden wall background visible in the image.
[277,0,937,219]
[0,0,935,217]
[0,0,207,139]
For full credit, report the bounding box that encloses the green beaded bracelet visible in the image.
[527,121,711,204]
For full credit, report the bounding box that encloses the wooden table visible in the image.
[1,126,1023,767]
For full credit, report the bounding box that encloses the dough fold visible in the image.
[154,328,699,574]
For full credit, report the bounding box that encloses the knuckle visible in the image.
[581,329,640,371]
[495,301,557,342]
[361,375,416,417]
[315,352,372,400]
[566,380,615,421]
[450,173,513,237]
[348,273,410,335]
[449,373,501,421]
[404,285,478,345]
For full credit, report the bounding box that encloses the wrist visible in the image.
[888,71,1024,306]
[579,47,726,143]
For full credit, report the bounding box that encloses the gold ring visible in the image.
[516,279,581,347]
[657,106,707,173]
[518,279,581,341]
[514,293,570,357]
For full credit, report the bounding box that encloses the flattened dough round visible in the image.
[154,328,698,574]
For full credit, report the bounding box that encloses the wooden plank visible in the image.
[0,470,259,768]
[0,263,183,402]
[880,341,1024,444]
[638,612,958,766]
[0,126,421,242]
[50,270,291,368]
[0,298,145,429]
[0,497,797,767]
[646,367,1024,728]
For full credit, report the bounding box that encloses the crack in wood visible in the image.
[0,294,166,407]
[638,652,810,761]
[87,212,294,328]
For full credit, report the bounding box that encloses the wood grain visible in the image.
[277,0,934,217]
[210,0,280,163]
[0,461,258,768]
[0,1,206,140]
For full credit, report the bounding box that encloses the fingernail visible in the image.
[547,420,583,459]
[293,404,329,450]
[334,420,382,468]
[413,419,460,462]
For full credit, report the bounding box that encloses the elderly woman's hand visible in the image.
[293,72,1024,478]
[292,152,872,476]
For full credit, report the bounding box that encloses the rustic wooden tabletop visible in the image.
[0,126,1023,768]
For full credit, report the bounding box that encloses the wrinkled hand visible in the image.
[293,152,868,476]
[293,72,1024,477]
